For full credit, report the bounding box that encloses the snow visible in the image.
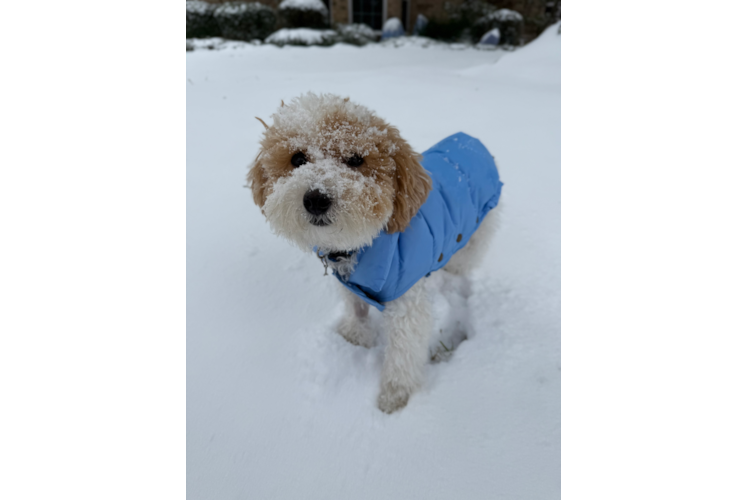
[187,23,560,499]
[214,1,271,16]
[265,28,337,46]
[186,0,213,15]
[186,37,261,51]
[279,0,328,14]
[335,23,377,45]
[381,17,405,39]
[479,27,500,46]
[480,8,523,22]
[462,22,560,87]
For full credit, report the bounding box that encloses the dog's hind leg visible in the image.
[378,279,432,413]
[437,205,501,348]
[336,284,376,348]
[443,204,501,276]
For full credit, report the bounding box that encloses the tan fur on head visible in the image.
[384,127,432,234]
[255,117,269,130]
[248,152,269,209]
[246,93,432,251]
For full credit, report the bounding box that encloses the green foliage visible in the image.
[420,17,469,42]
[470,9,524,46]
[334,23,378,46]
[281,8,328,29]
[421,1,524,46]
[186,1,221,39]
[450,0,495,25]
[214,2,278,42]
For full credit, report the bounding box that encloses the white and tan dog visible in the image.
[248,93,499,413]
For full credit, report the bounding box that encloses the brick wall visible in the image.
[330,0,348,23]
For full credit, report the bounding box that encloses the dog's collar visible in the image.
[314,248,356,276]
[326,250,355,262]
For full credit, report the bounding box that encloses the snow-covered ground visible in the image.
[187,24,560,500]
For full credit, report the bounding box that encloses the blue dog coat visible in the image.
[330,132,503,311]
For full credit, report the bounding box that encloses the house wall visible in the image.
[386,0,400,27]
[330,0,348,23]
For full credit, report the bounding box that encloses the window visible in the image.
[352,0,383,30]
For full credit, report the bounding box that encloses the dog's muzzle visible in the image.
[303,189,332,226]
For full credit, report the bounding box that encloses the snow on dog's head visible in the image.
[248,93,432,252]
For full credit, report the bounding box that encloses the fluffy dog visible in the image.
[248,93,502,413]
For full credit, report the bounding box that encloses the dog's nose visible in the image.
[303,189,332,216]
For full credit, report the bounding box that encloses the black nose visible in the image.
[303,189,332,216]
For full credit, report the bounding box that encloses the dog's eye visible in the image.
[291,152,307,167]
[346,154,364,167]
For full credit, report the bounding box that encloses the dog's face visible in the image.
[248,93,432,252]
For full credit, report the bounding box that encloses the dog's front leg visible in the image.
[336,284,376,348]
[378,280,432,414]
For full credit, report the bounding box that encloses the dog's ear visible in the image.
[386,130,432,234]
[247,152,269,210]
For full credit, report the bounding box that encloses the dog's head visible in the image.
[248,93,432,252]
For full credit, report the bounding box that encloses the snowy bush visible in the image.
[381,17,404,39]
[413,14,428,36]
[420,0,493,42]
[214,2,277,42]
[421,0,520,44]
[478,27,500,46]
[186,0,221,39]
[471,9,523,46]
[335,23,377,46]
[453,0,495,24]
[279,0,329,29]
[265,27,337,46]
[421,17,468,42]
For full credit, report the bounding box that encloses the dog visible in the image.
[248,93,503,413]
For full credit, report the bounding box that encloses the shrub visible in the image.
[421,0,523,45]
[186,1,221,39]
[421,17,468,42]
[265,27,337,46]
[471,9,524,46]
[412,14,428,36]
[214,2,277,41]
[421,0,493,42]
[381,17,405,39]
[279,0,329,29]
[451,0,495,25]
[335,23,377,46]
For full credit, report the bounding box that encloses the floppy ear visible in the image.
[247,152,269,210]
[386,132,432,234]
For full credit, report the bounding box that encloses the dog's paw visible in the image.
[336,316,375,348]
[377,383,410,414]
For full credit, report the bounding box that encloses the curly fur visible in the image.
[247,93,497,413]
